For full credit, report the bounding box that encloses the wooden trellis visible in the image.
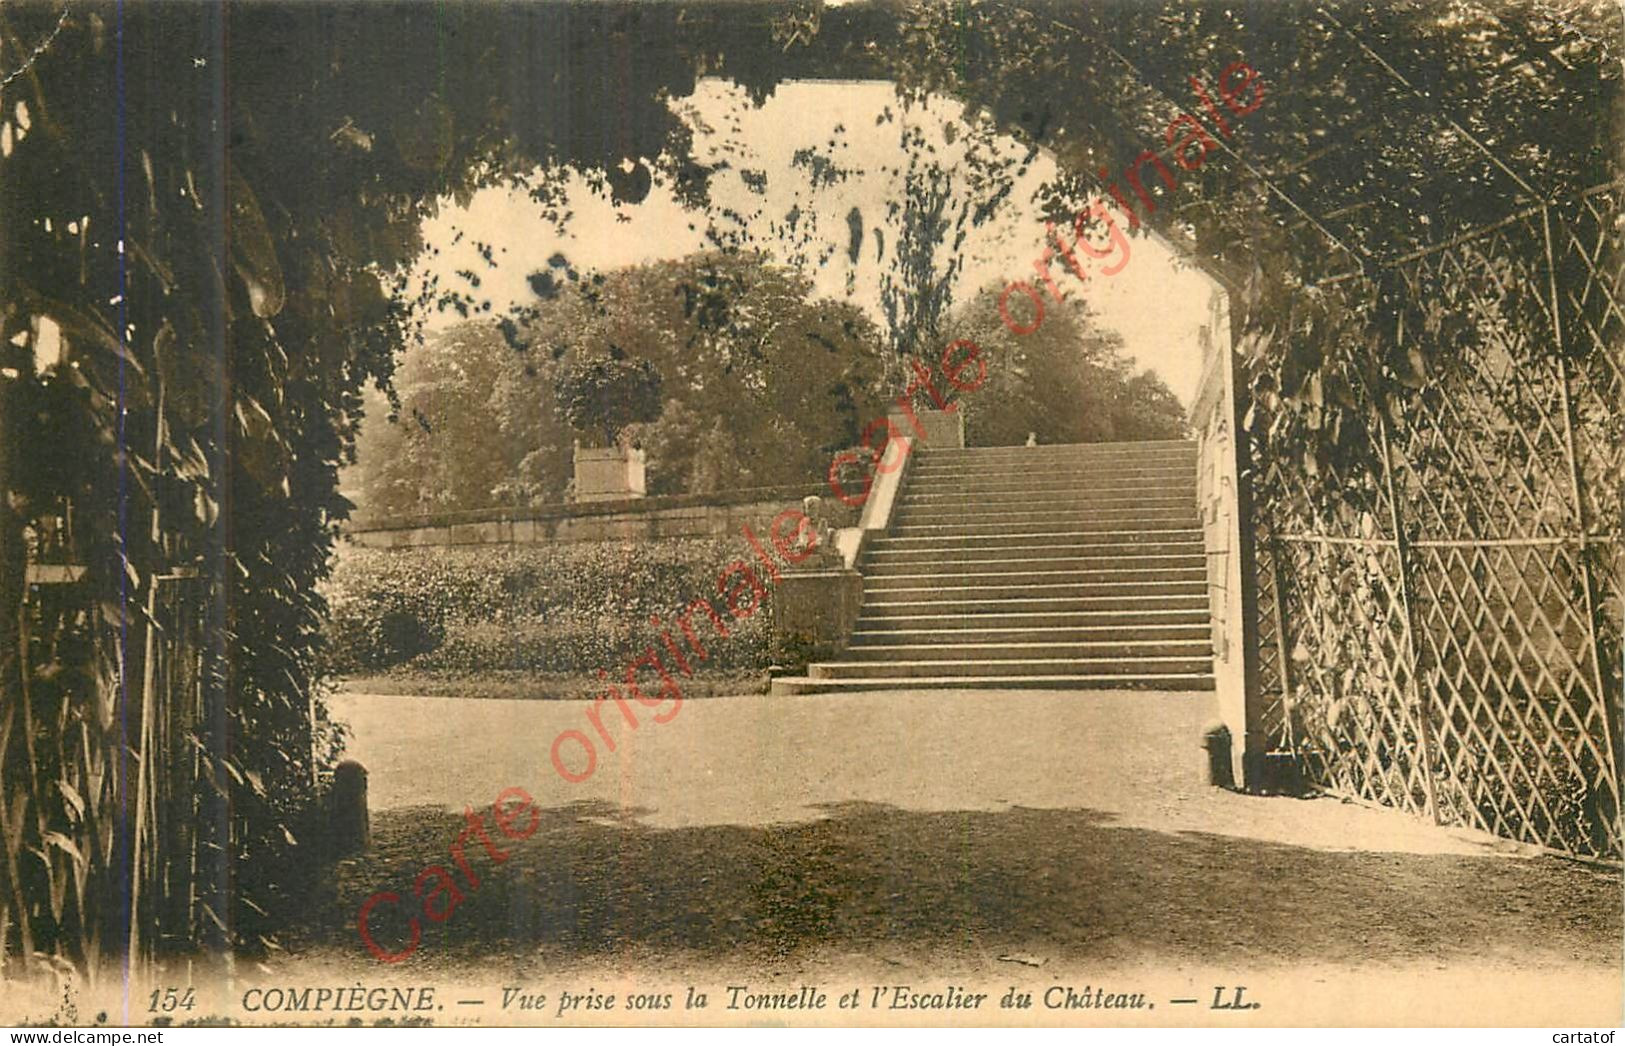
[2,542,215,972]
[127,571,213,963]
[1254,185,1624,861]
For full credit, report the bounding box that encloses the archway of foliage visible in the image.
[0,0,863,970]
[870,0,1620,855]
[1,0,1619,972]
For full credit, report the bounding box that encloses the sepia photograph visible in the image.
[0,0,1620,1032]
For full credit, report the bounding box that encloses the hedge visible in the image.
[321,540,773,676]
[413,616,769,675]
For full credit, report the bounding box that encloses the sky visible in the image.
[410,79,1215,405]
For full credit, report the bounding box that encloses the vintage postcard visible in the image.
[0,0,1620,1032]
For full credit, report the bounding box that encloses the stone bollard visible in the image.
[1201,722,1234,790]
[330,759,370,856]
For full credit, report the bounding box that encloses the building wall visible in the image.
[1191,284,1262,787]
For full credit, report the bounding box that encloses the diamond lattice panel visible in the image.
[1249,190,1624,860]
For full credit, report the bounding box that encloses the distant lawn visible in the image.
[335,668,770,701]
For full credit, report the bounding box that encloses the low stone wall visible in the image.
[346,486,835,549]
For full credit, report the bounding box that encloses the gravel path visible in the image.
[277,689,1622,1024]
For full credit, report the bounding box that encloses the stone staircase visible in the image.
[772,439,1214,694]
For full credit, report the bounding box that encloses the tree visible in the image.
[512,250,892,496]
[0,2,807,967]
[345,323,566,518]
[946,283,1187,446]
[554,352,665,448]
[876,112,1034,361]
[1111,371,1188,441]
[347,250,893,516]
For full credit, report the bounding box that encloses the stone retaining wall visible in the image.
[346,487,832,549]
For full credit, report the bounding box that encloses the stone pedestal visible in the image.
[573,445,646,502]
[889,407,964,448]
[770,568,864,671]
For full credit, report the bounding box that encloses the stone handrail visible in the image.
[836,433,914,568]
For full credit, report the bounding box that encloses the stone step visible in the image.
[868,528,1203,551]
[849,622,1212,646]
[865,578,1206,601]
[906,468,1196,492]
[892,516,1199,539]
[841,638,1212,661]
[864,565,1207,590]
[910,460,1195,481]
[863,541,1205,566]
[892,503,1198,528]
[808,655,1213,680]
[894,492,1194,518]
[860,593,1211,617]
[924,437,1195,451]
[770,673,1216,695]
[862,553,1206,577]
[919,440,1196,461]
[854,608,1212,631]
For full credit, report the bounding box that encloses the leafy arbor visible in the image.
[0,0,1619,976]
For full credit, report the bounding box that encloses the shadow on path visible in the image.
[289,799,1620,974]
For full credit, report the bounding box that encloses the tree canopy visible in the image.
[348,251,894,517]
[946,285,1188,446]
[554,353,665,450]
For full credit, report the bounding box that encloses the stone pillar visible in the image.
[573,444,647,502]
[770,568,864,672]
